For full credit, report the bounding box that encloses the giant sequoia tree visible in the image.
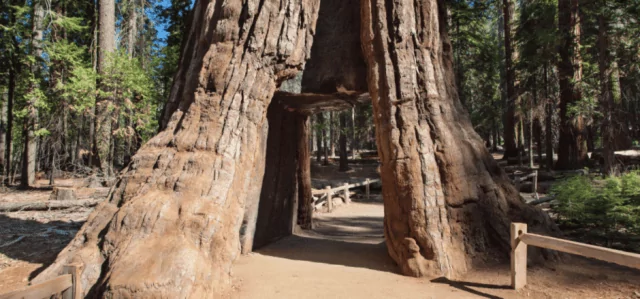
[35,0,554,297]
[556,0,588,169]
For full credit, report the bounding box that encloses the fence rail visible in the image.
[510,223,640,290]
[0,264,82,299]
[312,178,380,212]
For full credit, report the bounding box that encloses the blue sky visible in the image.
[153,0,172,42]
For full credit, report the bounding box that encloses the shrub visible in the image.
[551,172,640,242]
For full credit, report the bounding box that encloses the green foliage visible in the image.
[448,0,503,139]
[552,173,640,238]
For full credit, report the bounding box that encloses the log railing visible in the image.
[510,223,640,290]
[312,178,380,212]
[0,264,82,299]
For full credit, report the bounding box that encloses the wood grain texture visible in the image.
[521,233,640,270]
[0,275,72,299]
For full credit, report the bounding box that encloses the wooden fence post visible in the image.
[61,264,82,299]
[326,186,333,212]
[365,179,370,200]
[343,183,350,204]
[511,223,528,290]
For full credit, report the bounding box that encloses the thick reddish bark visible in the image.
[556,0,587,170]
[35,0,556,295]
[35,1,320,297]
[361,0,555,278]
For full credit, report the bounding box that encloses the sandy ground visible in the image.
[1,177,640,298]
[0,178,107,293]
[231,199,640,299]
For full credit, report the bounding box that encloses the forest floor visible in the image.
[0,163,639,298]
[231,191,640,299]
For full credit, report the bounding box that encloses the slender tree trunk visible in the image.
[35,1,321,296]
[529,98,534,168]
[21,0,44,187]
[95,0,116,176]
[127,0,137,58]
[361,0,556,278]
[556,0,587,170]
[5,56,15,184]
[339,112,348,172]
[0,93,6,179]
[598,12,617,174]
[315,114,323,162]
[88,3,98,169]
[296,114,313,229]
[502,0,518,159]
[329,111,335,157]
[351,107,356,159]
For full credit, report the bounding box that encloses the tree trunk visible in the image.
[544,65,554,169]
[21,0,44,187]
[502,0,518,159]
[339,112,348,172]
[361,0,555,278]
[35,1,321,297]
[0,93,6,180]
[5,54,15,183]
[95,0,116,176]
[598,12,618,174]
[296,114,313,230]
[556,0,587,170]
[127,0,137,58]
[315,114,322,162]
[329,111,335,157]
[529,101,534,168]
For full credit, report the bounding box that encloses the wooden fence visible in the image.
[312,178,380,212]
[0,264,82,299]
[510,223,640,290]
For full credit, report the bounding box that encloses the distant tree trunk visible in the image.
[0,94,6,178]
[315,114,323,162]
[87,2,98,169]
[556,0,587,170]
[492,124,499,152]
[5,53,15,183]
[361,0,556,278]
[95,0,116,176]
[339,112,348,172]
[529,99,534,168]
[329,111,335,157]
[351,107,356,159]
[543,64,554,169]
[21,1,44,187]
[598,12,618,174]
[319,112,329,165]
[35,1,321,296]
[127,0,137,58]
[296,115,313,229]
[74,113,84,166]
[502,0,518,159]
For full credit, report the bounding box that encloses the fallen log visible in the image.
[0,198,103,212]
[528,196,555,206]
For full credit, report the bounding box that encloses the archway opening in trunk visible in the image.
[241,0,381,254]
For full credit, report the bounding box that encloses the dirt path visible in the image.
[231,202,467,299]
[1,180,639,298]
[231,201,640,299]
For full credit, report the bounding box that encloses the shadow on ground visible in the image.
[256,234,397,274]
[431,277,510,299]
[0,214,83,279]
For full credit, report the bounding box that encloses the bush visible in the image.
[551,172,640,241]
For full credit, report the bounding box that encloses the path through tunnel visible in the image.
[239,0,382,255]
